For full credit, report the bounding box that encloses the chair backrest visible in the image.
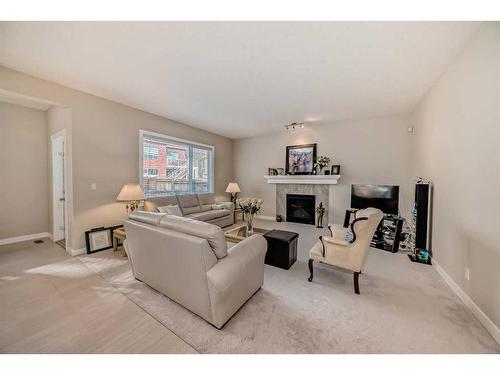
[349,208,384,266]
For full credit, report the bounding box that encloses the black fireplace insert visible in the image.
[286,194,315,225]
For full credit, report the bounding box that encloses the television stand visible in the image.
[343,209,404,253]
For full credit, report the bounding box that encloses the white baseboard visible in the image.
[433,258,500,345]
[67,247,86,256]
[0,232,51,246]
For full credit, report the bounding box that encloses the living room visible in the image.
[1,1,499,371]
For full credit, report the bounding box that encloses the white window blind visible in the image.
[140,131,214,197]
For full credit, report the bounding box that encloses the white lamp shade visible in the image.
[225,182,241,193]
[117,183,145,201]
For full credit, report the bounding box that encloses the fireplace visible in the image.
[286,194,316,225]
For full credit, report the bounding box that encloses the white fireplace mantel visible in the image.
[264,175,341,185]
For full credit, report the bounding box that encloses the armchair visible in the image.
[307,208,384,294]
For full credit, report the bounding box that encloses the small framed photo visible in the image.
[268,168,278,176]
[85,227,113,254]
[331,164,341,175]
[276,168,285,175]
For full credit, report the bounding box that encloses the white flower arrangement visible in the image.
[313,155,331,172]
[238,198,263,215]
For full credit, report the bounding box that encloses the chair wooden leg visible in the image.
[353,272,360,294]
[308,259,314,282]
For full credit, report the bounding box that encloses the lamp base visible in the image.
[230,193,238,204]
[126,200,140,212]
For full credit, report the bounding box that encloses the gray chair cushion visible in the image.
[128,211,166,226]
[176,194,201,215]
[159,215,228,259]
[187,209,231,222]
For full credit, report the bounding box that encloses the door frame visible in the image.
[51,128,69,247]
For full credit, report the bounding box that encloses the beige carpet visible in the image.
[79,246,499,354]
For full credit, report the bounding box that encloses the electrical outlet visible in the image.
[90,183,97,190]
[465,267,470,281]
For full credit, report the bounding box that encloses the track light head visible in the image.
[284,122,305,131]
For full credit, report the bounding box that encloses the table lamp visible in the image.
[117,183,145,212]
[225,182,241,204]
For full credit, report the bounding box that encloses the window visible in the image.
[144,146,159,160]
[140,130,214,197]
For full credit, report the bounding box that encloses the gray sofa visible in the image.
[144,193,234,227]
[124,211,267,329]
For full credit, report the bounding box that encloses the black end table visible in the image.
[263,230,298,270]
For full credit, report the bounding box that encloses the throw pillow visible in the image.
[158,204,183,216]
[345,229,354,242]
[211,203,226,210]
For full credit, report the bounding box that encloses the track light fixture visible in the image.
[284,122,305,131]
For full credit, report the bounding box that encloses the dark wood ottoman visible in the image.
[263,230,299,270]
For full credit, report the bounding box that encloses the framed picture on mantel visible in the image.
[285,143,317,175]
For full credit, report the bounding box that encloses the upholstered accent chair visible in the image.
[307,208,384,294]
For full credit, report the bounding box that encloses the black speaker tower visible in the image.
[408,181,432,264]
[415,183,430,250]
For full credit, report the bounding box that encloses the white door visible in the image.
[52,133,65,242]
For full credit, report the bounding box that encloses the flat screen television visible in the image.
[351,184,399,215]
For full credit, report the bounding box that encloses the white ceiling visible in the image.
[0,22,480,138]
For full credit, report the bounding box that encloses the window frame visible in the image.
[139,129,215,197]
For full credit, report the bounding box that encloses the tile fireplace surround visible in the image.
[276,184,329,224]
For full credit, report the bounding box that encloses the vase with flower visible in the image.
[237,198,264,235]
[313,155,331,175]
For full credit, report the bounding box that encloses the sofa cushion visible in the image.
[197,193,215,205]
[176,194,201,215]
[187,209,231,222]
[128,211,166,226]
[159,215,228,259]
[158,204,183,216]
[200,204,213,212]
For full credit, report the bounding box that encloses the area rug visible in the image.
[78,249,499,354]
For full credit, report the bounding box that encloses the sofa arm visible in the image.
[207,234,267,295]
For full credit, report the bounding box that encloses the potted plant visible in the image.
[238,198,264,235]
[313,155,331,175]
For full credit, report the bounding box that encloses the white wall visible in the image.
[234,115,415,225]
[412,23,500,328]
[0,66,234,251]
[0,102,48,239]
